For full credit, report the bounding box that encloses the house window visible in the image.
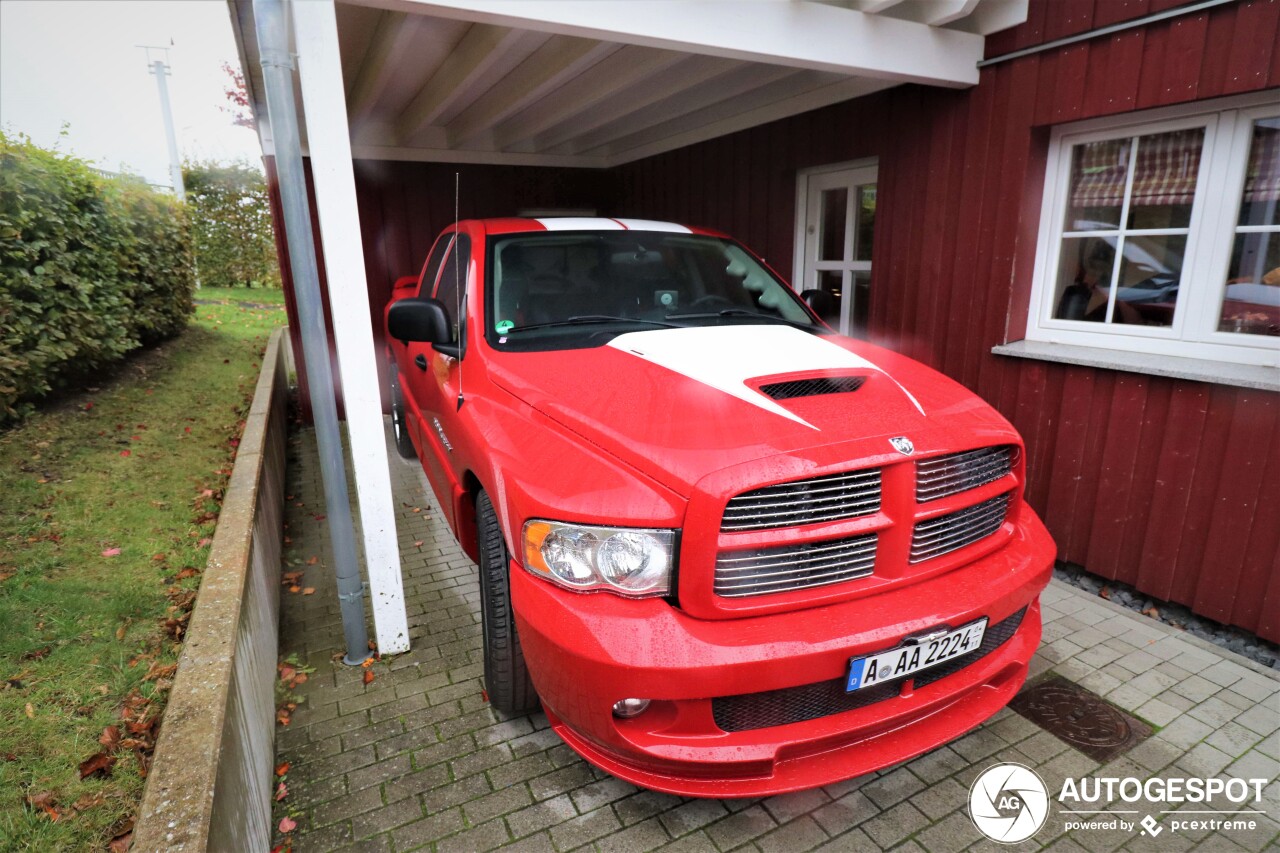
[1027,93,1279,367]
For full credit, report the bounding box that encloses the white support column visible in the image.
[292,0,410,653]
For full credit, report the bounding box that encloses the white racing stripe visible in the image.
[534,217,624,231]
[608,326,925,429]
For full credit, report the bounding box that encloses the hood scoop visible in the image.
[759,375,867,401]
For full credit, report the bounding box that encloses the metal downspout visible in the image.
[253,0,370,665]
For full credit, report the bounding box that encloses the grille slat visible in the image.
[909,494,1010,563]
[916,446,1013,502]
[710,607,1028,732]
[760,375,866,400]
[722,469,881,532]
[714,532,878,597]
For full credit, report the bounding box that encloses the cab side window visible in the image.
[417,233,454,298]
[433,233,472,342]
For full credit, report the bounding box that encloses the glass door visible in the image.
[801,165,877,337]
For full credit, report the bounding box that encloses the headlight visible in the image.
[522,520,675,597]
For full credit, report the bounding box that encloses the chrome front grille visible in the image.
[715,532,878,597]
[721,468,881,532]
[916,446,1013,502]
[910,493,1010,563]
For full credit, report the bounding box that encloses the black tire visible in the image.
[389,364,416,459]
[476,491,539,715]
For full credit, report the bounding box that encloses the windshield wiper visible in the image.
[506,315,680,333]
[665,308,816,329]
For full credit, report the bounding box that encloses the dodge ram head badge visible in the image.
[385,218,1055,796]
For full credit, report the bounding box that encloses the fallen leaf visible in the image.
[313,514,326,521]
[115,619,130,640]
[275,761,290,777]
[99,725,121,750]
[21,646,51,661]
[275,781,288,801]
[278,665,296,682]
[1099,586,1112,600]
[102,548,122,557]
[292,672,307,685]
[78,750,116,779]
[108,831,132,853]
[306,556,318,565]
[288,585,301,594]
[413,540,424,548]
[175,567,200,580]
[278,816,297,833]
[362,669,375,685]
[24,703,34,719]
[302,587,315,596]
[120,450,131,457]
[480,689,489,703]
[281,571,303,585]
[197,538,212,547]
[72,792,106,812]
[1142,606,1160,618]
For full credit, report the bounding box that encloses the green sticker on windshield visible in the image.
[495,320,514,334]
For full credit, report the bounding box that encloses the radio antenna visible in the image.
[454,171,464,411]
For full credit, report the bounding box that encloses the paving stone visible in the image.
[760,788,832,824]
[658,798,729,838]
[312,784,385,828]
[569,776,636,814]
[386,806,465,849]
[506,794,578,839]
[914,809,982,853]
[613,790,685,827]
[435,818,513,853]
[351,795,427,840]
[704,803,778,850]
[861,765,926,809]
[861,800,929,849]
[755,815,829,853]
[548,805,624,849]
[594,817,671,853]
[463,784,535,826]
[909,777,968,821]
[810,789,880,835]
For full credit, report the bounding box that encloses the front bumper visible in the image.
[512,511,1055,797]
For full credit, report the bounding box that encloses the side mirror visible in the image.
[801,289,834,317]
[388,298,451,344]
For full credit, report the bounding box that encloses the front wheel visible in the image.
[388,364,416,459]
[476,492,539,714]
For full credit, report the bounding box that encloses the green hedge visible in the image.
[0,133,195,424]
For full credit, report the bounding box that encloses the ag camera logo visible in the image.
[969,763,1050,843]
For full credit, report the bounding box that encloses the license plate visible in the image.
[846,617,988,692]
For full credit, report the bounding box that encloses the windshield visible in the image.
[486,231,820,349]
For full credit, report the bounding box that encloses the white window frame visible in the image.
[1025,90,1280,368]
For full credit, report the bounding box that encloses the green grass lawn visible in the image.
[194,284,287,306]
[0,295,285,851]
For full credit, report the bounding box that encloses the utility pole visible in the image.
[137,45,185,202]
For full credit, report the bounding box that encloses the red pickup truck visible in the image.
[385,217,1055,796]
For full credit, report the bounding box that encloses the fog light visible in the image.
[611,698,651,719]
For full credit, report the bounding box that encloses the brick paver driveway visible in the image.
[275,427,1279,852]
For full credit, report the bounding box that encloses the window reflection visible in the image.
[1219,118,1280,337]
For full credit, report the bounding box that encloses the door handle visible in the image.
[414,354,428,371]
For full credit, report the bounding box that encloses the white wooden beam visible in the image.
[346,11,429,125]
[446,36,619,147]
[512,53,731,154]
[606,77,895,164]
[881,0,981,27]
[395,23,529,144]
[947,0,1027,34]
[349,0,983,86]
[562,62,800,156]
[493,46,691,151]
[292,0,410,654]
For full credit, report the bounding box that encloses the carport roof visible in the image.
[229,0,1026,169]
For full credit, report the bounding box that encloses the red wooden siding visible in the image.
[607,0,1280,640]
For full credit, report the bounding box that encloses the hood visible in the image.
[487,325,1003,495]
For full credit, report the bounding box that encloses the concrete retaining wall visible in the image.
[133,328,291,852]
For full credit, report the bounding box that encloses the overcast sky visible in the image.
[0,0,263,188]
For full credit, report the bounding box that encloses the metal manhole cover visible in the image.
[1009,675,1153,762]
